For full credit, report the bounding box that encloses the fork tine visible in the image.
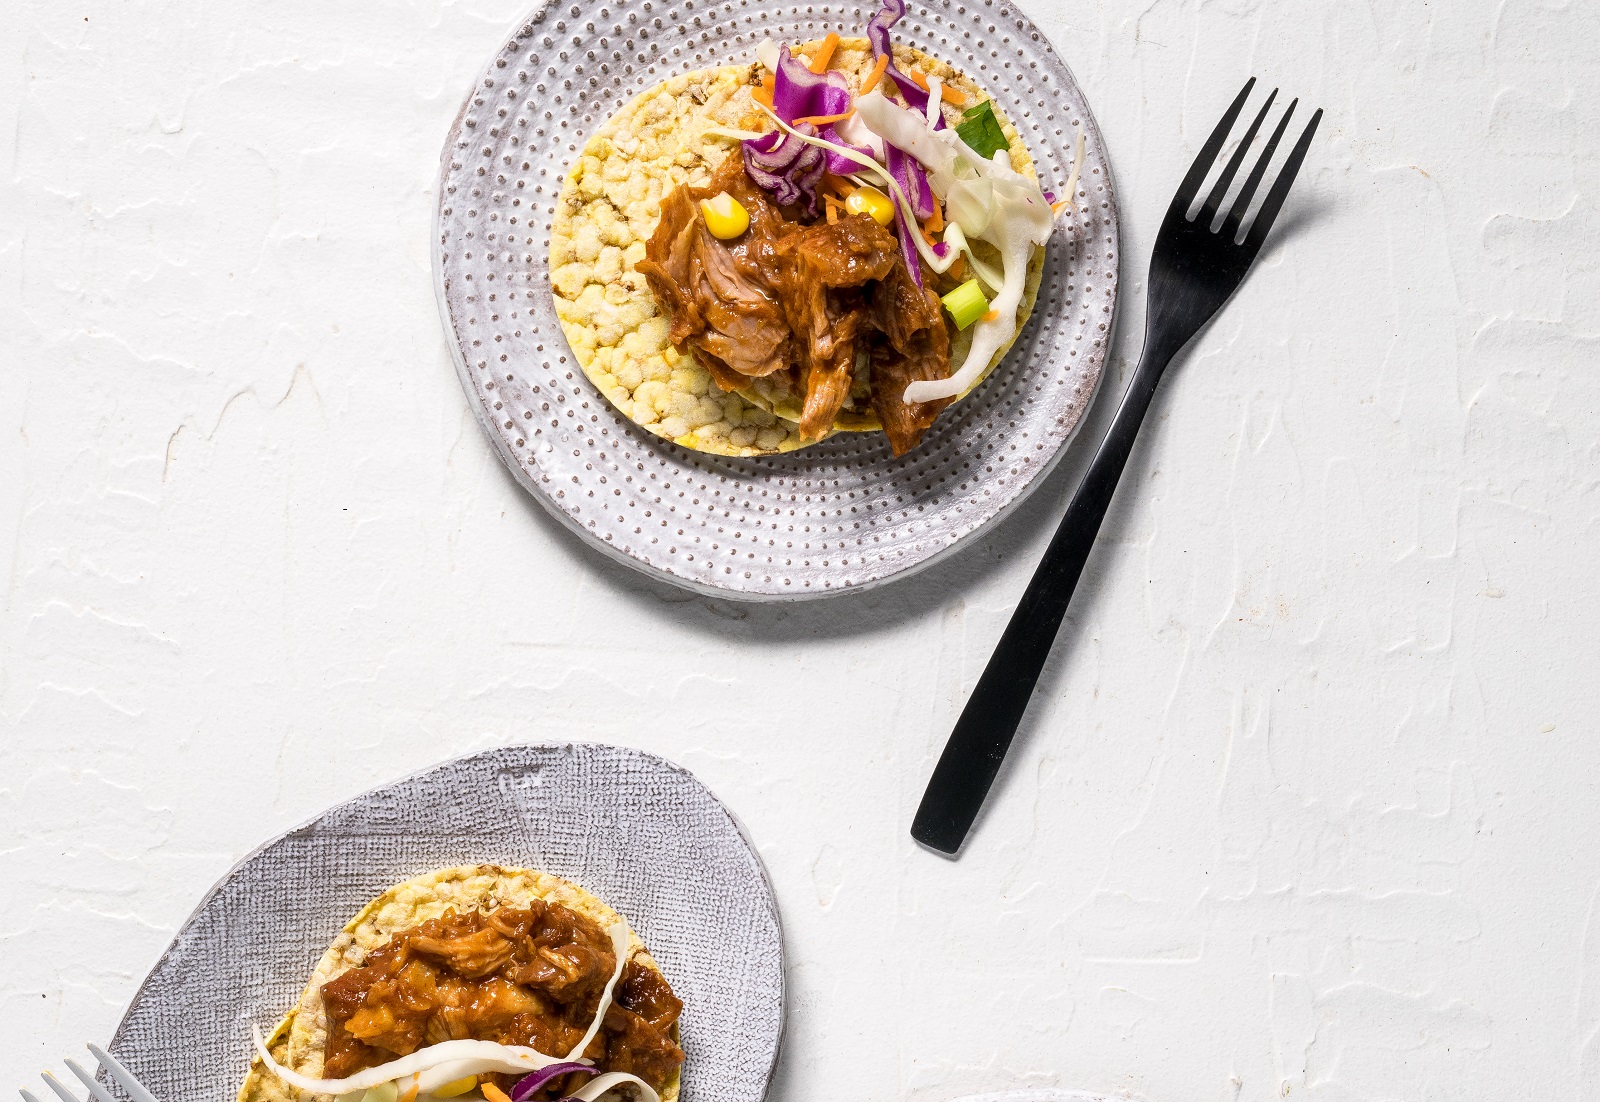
[1200,88,1276,225]
[22,1091,48,1102]
[85,1046,159,1102]
[1242,107,1324,251]
[1170,77,1256,218]
[1223,97,1297,239]
[38,1075,79,1102]
[63,1061,119,1102]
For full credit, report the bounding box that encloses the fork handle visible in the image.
[911,337,1178,854]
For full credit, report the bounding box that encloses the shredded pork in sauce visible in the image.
[319,902,683,1100]
[637,156,954,455]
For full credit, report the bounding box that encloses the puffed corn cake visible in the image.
[238,865,681,1102]
[548,37,1046,457]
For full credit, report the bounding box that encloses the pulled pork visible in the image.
[637,156,954,455]
[318,902,683,1100]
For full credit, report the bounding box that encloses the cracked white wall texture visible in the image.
[0,0,1595,1100]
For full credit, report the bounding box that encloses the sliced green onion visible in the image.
[941,278,990,330]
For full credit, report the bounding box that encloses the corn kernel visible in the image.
[845,185,896,226]
[431,1077,477,1099]
[700,192,750,239]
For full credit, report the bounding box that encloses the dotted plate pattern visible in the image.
[434,0,1120,599]
[108,743,785,1102]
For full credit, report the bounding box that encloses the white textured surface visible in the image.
[1,2,1596,1102]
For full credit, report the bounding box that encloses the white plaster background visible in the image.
[1,1,1596,1100]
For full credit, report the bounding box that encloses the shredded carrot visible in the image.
[809,32,840,73]
[822,174,855,199]
[481,1085,512,1102]
[905,67,966,104]
[792,109,855,126]
[981,308,999,322]
[824,195,842,224]
[919,223,937,247]
[398,1084,420,1102]
[948,255,965,280]
[752,85,774,109]
[1051,198,1073,215]
[923,201,944,234]
[762,72,776,93]
[859,53,890,95]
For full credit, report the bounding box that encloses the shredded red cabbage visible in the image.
[743,124,827,215]
[892,207,925,289]
[864,0,938,250]
[775,46,873,175]
[771,45,851,121]
[865,0,945,131]
[510,1064,597,1102]
[886,144,933,221]
[818,123,877,176]
[743,46,871,211]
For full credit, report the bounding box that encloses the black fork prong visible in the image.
[1222,97,1297,240]
[1201,88,1276,226]
[1169,77,1255,220]
[1242,107,1323,252]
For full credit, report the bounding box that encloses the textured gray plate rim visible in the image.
[108,738,787,1100]
[433,0,1120,601]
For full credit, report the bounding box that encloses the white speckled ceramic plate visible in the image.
[107,744,785,1102]
[434,0,1119,599]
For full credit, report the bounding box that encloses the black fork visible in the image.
[912,79,1323,856]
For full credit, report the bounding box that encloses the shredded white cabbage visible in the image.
[565,920,632,1060]
[945,176,994,236]
[854,92,958,192]
[702,125,769,142]
[924,76,943,127]
[939,223,1003,292]
[570,1072,664,1102]
[832,110,886,161]
[1056,127,1087,216]
[904,146,1053,402]
[856,89,1066,403]
[756,38,779,72]
[250,920,634,1096]
[250,1030,572,1096]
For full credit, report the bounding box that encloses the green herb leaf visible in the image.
[956,100,1010,159]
